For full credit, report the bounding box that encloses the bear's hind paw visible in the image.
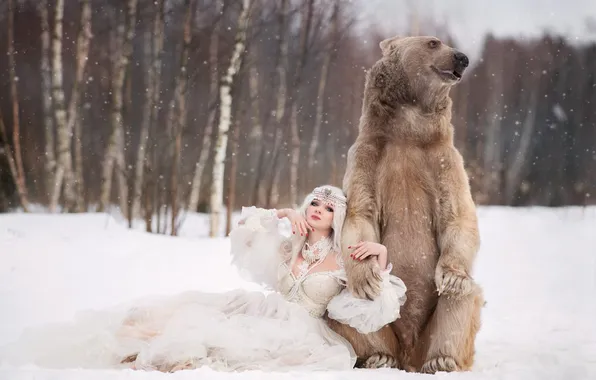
[357,353,399,369]
[421,356,459,373]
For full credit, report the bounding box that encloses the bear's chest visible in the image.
[377,144,442,203]
[376,144,443,239]
[376,144,443,280]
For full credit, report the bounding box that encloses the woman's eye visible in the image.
[311,201,318,206]
[326,207,334,213]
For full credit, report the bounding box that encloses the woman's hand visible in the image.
[348,241,388,269]
[278,208,313,236]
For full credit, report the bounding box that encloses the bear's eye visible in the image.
[428,40,440,49]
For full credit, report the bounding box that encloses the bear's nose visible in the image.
[453,51,469,68]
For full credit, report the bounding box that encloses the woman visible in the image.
[0,185,407,372]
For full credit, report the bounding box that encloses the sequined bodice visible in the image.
[277,262,344,318]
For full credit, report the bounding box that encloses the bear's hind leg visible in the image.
[420,283,484,373]
[326,318,401,369]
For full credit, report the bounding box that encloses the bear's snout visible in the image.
[453,51,469,69]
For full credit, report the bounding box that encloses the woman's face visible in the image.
[306,198,334,232]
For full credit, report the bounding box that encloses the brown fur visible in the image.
[329,36,484,373]
[325,316,400,367]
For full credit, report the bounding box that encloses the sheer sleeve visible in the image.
[326,262,407,334]
[228,206,288,291]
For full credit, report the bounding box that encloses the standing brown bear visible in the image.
[325,36,484,374]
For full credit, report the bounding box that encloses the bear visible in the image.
[325,36,484,374]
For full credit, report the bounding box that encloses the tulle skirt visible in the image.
[0,289,357,372]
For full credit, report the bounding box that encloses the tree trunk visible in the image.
[99,0,138,215]
[505,89,538,204]
[188,0,222,212]
[262,0,288,208]
[131,15,154,225]
[7,0,29,212]
[170,129,182,235]
[73,112,85,212]
[98,30,120,213]
[288,104,300,206]
[49,0,77,212]
[226,119,241,236]
[68,0,92,212]
[288,0,314,206]
[0,112,28,211]
[307,0,340,184]
[143,159,153,232]
[246,49,263,205]
[131,0,163,225]
[38,0,56,205]
[148,0,165,230]
[170,0,194,236]
[268,159,283,208]
[329,128,338,185]
[209,0,252,237]
[482,46,504,203]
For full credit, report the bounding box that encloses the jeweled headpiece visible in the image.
[311,186,347,209]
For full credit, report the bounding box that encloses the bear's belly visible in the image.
[379,189,438,299]
[377,146,440,325]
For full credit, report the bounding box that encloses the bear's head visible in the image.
[370,36,469,111]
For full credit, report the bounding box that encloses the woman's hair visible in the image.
[287,185,348,268]
[297,185,347,252]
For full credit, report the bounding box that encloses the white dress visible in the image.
[0,207,407,372]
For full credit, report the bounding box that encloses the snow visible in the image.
[1,206,595,379]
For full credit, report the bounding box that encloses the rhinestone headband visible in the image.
[311,187,347,209]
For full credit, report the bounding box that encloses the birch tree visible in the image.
[226,118,241,236]
[47,0,92,212]
[49,0,76,212]
[98,0,138,215]
[38,0,55,204]
[188,0,223,212]
[209,0,252,237]
[69,0,92,212]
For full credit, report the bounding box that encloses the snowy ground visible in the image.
[0,206,595,380]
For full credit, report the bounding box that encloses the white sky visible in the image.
[358,0,596,59]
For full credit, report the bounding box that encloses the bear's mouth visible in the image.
[431,65,462,81]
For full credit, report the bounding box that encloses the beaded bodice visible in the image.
[277,262,345,318]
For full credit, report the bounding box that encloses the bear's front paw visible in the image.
[347,259,383,300]
[435,266,474,297]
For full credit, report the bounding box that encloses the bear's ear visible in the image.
[379,36,402,56]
